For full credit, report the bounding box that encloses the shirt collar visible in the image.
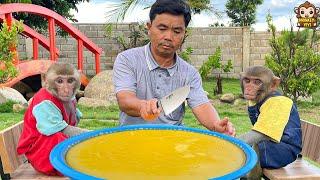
[144,43,178,77]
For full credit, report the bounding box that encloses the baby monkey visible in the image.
[239,66,302,179]
[17,62,89,176]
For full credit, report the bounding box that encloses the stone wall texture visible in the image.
[17,23,278,78]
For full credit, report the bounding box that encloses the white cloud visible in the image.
[122,8,150,23]
[190,13,220,27]
[70,1,116,23]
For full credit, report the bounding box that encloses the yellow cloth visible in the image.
[252,96,293,143]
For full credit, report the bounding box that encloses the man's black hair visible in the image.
[149,0,191,27]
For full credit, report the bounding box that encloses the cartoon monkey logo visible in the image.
[294,1,319,28]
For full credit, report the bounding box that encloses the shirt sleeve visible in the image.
[252,96,293,143]
[187,70,210,108]
[32,100,68,136]
[113,53,137,94]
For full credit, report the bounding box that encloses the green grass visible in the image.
[311,90,320,104]
[79,105,120,120]
[0,112,24,130]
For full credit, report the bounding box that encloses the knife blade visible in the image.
[157,86,190,115]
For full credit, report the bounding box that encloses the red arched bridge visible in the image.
[0,3,103,88]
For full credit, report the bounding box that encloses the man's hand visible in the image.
[214,117,236,137]
[139,99,161,121]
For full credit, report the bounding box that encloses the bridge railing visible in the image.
[0,3,102,74]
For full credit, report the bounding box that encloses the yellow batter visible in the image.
[66,130,245,180]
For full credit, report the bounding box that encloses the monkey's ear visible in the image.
[271,76,281,91]
[294,7,299,14]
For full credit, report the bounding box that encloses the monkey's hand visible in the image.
[75,108,82,125]
[238,130,271,146]
[214,118,236,137]
[62,125,90,137]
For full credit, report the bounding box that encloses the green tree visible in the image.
[265,13,320,102]
[106,0,219,22]
[209,22,225,27]
[225,0,263,26]
[199,47,233,95]
[0,0,89,33]
[0,20,23,83]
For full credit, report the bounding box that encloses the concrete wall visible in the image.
[17,23,275,78]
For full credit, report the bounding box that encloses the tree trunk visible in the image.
[214,74,223,95]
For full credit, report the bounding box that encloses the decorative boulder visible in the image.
[84,70,117,105]
[13,103,27,113]
[219,93,235,104]
[0,87,28,105]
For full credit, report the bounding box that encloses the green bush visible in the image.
[265,13,320,102]
[199,47,233,95]
[0,100,16,113]
[179,47,193,63]
[0,20,23,83]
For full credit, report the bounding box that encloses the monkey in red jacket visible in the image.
[17,62,89,176]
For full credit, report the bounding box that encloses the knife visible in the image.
[157,86,190,115]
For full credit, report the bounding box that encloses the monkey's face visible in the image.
[242,76,263,101]
[53,75,77,102]
[300,6,315,18]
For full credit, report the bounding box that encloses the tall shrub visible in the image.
[265,13,320,102]
[199,47,233,95]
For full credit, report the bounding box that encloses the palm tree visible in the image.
[106,0,221,22]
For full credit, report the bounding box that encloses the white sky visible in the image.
[70,0,320,31]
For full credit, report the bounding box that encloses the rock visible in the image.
[0,87,28,105]
[78,97,115,108]
[234,98,247,106]
[84,70,117,104]
[12,103,27,113]
[219,93,235,103]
